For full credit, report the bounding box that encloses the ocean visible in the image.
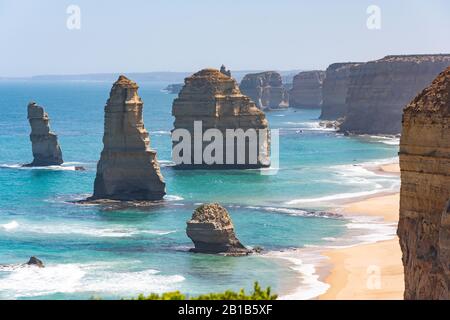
[0,80,399,299]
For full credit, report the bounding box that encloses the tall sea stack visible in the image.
[320,63,361,120]
[239,71,288,109]
[172,68,270,169]
[25,102,63,167]
[340,54,450,134]
[398,67,450,299]
[289,70,325,108]
[91,76,166,201]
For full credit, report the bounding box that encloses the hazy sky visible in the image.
[1,0,450,77]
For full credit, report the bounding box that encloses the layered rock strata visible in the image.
[340,54,450,134]
[91,75,166,201]
[186,203,250,255]
[398,67,450,299]
[25,102,63,167]
[320,63,361,119]
[239,71,288,109]
[289,70,325,108]
[172,68,270,169]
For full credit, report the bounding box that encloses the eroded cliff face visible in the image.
[92,75,166,201]
[239,71,288,109]
[320,63,360,120]
[172,68,270,169]
[25,102,63,167]
[398,67,450,299]
[340,55,450,134]
[289,71,325,108]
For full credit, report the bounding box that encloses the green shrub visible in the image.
[134,282,277,300]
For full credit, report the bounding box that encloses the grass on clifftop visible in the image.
[134,282,278,300]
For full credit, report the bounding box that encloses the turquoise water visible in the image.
[0,80,399,299]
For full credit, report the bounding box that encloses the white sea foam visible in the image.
[283,121,336,132]
[285,189,383,205]
[1,222,176,238]
[141,230,177,236]
[0,164,79,171]
[0,263,185,299]
[1,221,19,231]
[150,130,171,135]
[285,157,400,206]
[345,216,397,244]
[266,251,329,300]
[368,135,400,146]
[159,160,176,167]
[164,195,184,201]
[244,206,338,218]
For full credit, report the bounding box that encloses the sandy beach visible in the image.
[319,162,404,300]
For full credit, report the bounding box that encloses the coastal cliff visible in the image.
[172,68,270,169]
[340,54,450,134]
[398,67,450,299]
[25,102,63,167]
[289,71,325,108]
[91,75,166,201]
[320,63,360,120]
[239,71,288,109]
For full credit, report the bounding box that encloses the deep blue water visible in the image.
[0,80,399,299]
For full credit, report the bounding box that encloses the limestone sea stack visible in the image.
[398,67,450,299]
[340,54,450,134]
[24,102,63,167]
[239,71,288,109]
[320,63,361,120]
[289,71,325,108]
[172,68,270,169]
[186,203,250,255]
[91,76,166,201]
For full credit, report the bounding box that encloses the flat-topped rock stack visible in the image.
[91,75,166,201]
[239,71,288,109]
[340,54,450,134]
[289,70,325,108]
[172,68,270,169]
[320,63,361,120]
[24,102,63,167]
[186,203,251,255]
[398,67,450,299]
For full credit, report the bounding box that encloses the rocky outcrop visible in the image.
[91,75,166,201]
[320,63,361,119]
[25,102,63,167]
[289,71,325,108]
[398,67,450,300]
[164,83,183,94]
[220,64,231,77]
[186,203,250,255]
[172,68,270,169]
[26,256,44,268]
[239,71,288,109]
[340,54,450,134]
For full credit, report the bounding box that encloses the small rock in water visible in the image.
[186,203,253,256]
[26,256,44,268]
